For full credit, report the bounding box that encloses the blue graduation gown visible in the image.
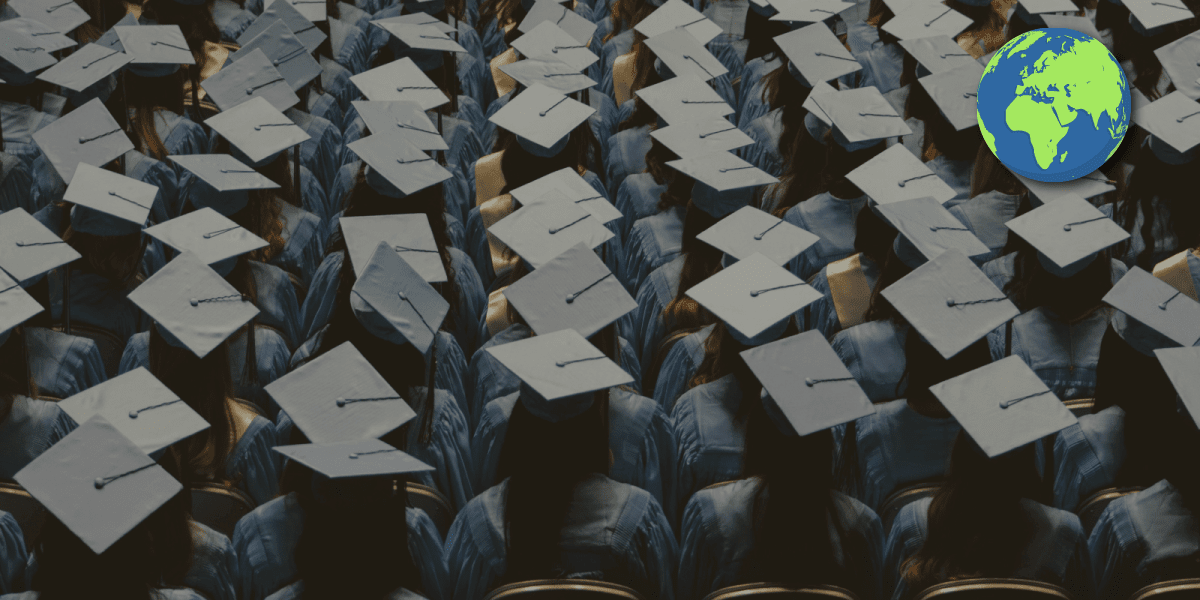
[783,192,867,282]
[739,109,784,177]
[948,191,1020,265]
[599,30,635,101]
[470,387,677,522]
[799,253,880,340]
[831,320,909,403]
[1088,479,1199,599]
[850,40,903,95]
[670,374,745,521]
[1,100,56,173]
[303,91,343,136]
[0,512,24,596]
[885,498,1093,600]
[1112,199,1178,268]
[319,56,355,115]
[0,152,35,214]
[26,327,107,400]
[678,479,885,600]
[0,396,74,480]
[986,307,1107,401]
[124,150,184,225]
[212,0,255,42]
[652,325,712,413]
[273,199,327,289]
[284,109,344,217]
[631,254,685,363]
[232,494,450,600]
[735,56,780,118]
[924,156,973,208]
[47,269,148,346]
[445,474,678,600]
[1051,406,1125,512]
[150,109,211,161]
[619,205,685,296]
[613,173,667,247]
[851,398,960,511]
[184,522,242,600]
[604,124,652,199]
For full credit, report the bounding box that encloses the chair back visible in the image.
[1062,398,1094,417]
[703,583,861,599]
[405,482,454,538]
[191,482,256,539]
[483,580,647,600]
[1076,486,1143,536]
[1129,579,1200,599]
[52,323,124,378]
[879,482,943,533]
[912,579,1072,600]
[0,482,46,551]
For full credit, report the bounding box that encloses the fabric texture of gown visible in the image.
[783,193,868,282]
[832,320,909,403]
[850,398,960,512]
[0,396,74,480]
[25,327,106,400]
[1051,406,1125,512]
[0,512,25,596]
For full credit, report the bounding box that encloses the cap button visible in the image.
[397,291,407,300]
[273,60,281,66]
[245,88,254,95]
[336,397,346,407]
[945,298,956,307]
[349,453,360,459]
[128,410,139,419]
[189,298,199,307]
[93,478,106,489]
[1062,224,1072,231]
[804,378,815,387]
[555,361,566,367]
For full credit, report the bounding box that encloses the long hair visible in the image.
[0,328,36,421]
[906,82,982,162]
[62,227,145,290]
[477,0,525,43]
[742,6,789,63]
[115,71,188,161]
[1112,143,1200,270]
[617,37,661,133]
[607,0,656,43]
[856,207,907,324]
[1108,0,1198,100]
[142,0,222,114]
[772,133,885,217]
[968,142,1026,199]
[660,202,720,336]
[494,115,602,190]
[1002,244,1115,319]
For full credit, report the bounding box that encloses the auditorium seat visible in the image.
[191,482,256,539]
[51,323,124,378]
[483,579,647,600]
[912,579,1072,600]
[1128,579,1200,599]
[1062,398,1094,418]
[703,583,861,600]
[879,482,943,533]
[405,482,455,539]
[1076,486,1144,536]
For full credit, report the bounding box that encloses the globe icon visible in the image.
[976,29,1130,182]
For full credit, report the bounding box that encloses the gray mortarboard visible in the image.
[1013,170,1116,206]
[651,117,755,158]
[351,241,449,355]
[0,26,57,85]
[882,249,1019,358]
[813,87,912,151]
[670,151,778,218]
[687,252,822,345]
[1155,346,1200,428]
[774,23,862,87]
[1005,194,1128,278]
[169,154,280,216]
[883,3,971,40]
[33,98,134,184]
[239,0,326,53]
[114,25,196,78]
[0,208,79,284]
[899,35,976,76]
[58,368,209,455]
[499,59,598,94]
[801,79,838,127]
[520,0,597,46]
[205,97,310,167]
[487,328,633,422]
[1104,266,1200,351]
[635,0,722,43]
[202,49,299,112]
[375,21,466,54]
[696,205,820,265]
[144,208,269,267]
[1155,30,1200,101]
[127,251,260,358]
[7,0,89,35]
[1134,91,1200,165]
[918,61,983,131]
[489,196,614,269]
[94,14,138,51]
[489,84,595,157]
[273,440,434,479]
[504,242,635,338]
[372,12,456,35]
[645,27,728,82]
[510,167,621,224]
[64,163,156,237]
[0,271,43,345]
[350,100,447,151]
[769,0,855,23]
[265,341,417,443]
[264,0,326,23]
[13,415,183,555]
[3,17,76,53]
[512,21,599,72]
[1124,0,1194,32]
[636,75,733,125]
[350,57,449,109]
[741,330,875,436]
[1016,0,1077,13]
[340,214,447,283]
[36,44,133,93]
[847,144,957,205]
[347,134,451,198]
[931,355,1077,458]
[1039,16,1106,47]
[877,196,990,268]
[328,17,352,61]
[231,21,322,92]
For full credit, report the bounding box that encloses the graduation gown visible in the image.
[619,205,685,296]
[670,374,746,521]
[0,396,74,480]
[604,124,652,200]
[47,269,149,346]
[783,192,868,282]
[651,325,712,413]
[800,253,880,340]
[831,320,909,403]
[986,307,1107,401]
[613,173,667,248]
[631,254,686,364]
[1050,406,1125,512]
[850,398,960,512]
[0,152,36,214]
[25,327,107,400]
[0,512,24,596]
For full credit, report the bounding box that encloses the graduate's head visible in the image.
[902,333,991,413]
[493,87,601,191]
[969,140,1027,199]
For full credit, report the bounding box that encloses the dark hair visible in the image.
[617,36,661,133]
[1002,243,1115,319]
[742,6,789,63]
[117,70,187,161]
[606,0,656,43]
[659,202,720,338]
[772,133,885,217]
[902,334,992,415]
[856,207,907,324]
[61,228,146,290]
[906,82,983,162]
[945,0,1007,57]
[494,109,602,188]
[968,141,1027,199]
[141,0,222,114]
[0,328,36,420]
[1112,142,1200,270]
[1107,0,1199,100]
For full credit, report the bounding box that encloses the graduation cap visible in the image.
[1012,170,1116,206]
[374,21,467,54]
[1124,0,1194,32]
[488,84,595,157]
[169,154,280,216]
[774,22,862,87]
[651,117,755,159]
[350,241,450,355]
[509,167,621,224]
[931,356,1077,458]
[518,0,596,45]
[1134,91,1200,165]
[512,21,599,72]
[1155,346,1200,428]
[669,151,778,218]
[812,87,912,151]
[1039,15,1106,46]
[0,207,81,284]
[347,134,452,198]
[339,214,448,283]
[1104,266,1200,350]
[127,251,260,358]
[503,242,635,338]
[144,208,269,267]
[644,27,728,82]
[114,25,196,78]
[239,0,326,53]
[64,163,157,237]
[372,12,456,34]
[1005,194,1129,278]
[499,59,598,94]
[93,13,138,51]
[769,0,855,23]
[1155,30,1200,101]
[6,0,89,35]
[32,98,134,184]
[204,96,310,167]
[882,3,972,40]
[486,328,633,422]
[918,61,984,131]
[0,24,58,85]
[846,144,957,205]
[264,0,326,23]
[202,49,299,112]
[876,196,990,268]
[350,100,447,151]
[36,43,133,93]
[635,0,722,43]
[14,415,183,555]
[741,330,876,436]
[231,21,322,92]
[265,341,418,443]
[687,252,822,345]
[899,35,977,76]
[273,440,434,479]
[0,270,44,343]
[801,79,838,127]
[350,57,450,109]
[489,195,614,269]
[58,368,210,456]
[2,17,77,53]
[696,205,820,266]
[636,75,733,125]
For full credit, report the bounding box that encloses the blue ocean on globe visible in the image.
[977,28,1130,182]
